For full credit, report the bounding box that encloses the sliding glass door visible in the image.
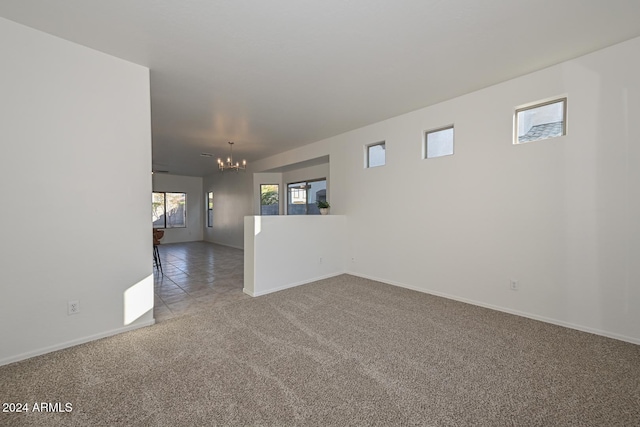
[287,178,326,215]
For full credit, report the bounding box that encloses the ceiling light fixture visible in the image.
[217,141,246,172]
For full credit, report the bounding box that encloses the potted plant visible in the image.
[316,200,330,215]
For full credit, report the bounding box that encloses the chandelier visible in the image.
[218,141,247,172]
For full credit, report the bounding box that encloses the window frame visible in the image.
[152,191,187,229]
[514,97,567,145]
[365,141,386,168]
[206,191,213,227]
[260,184,280,216]
[423,125,454,159]
[286,178,327,215]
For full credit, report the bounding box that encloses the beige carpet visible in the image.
[1,275,639,426]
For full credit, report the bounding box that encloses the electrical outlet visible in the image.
[68,300,80,315]
[510,280,519,291]
[319,257,323,264]
[351,257,356,263]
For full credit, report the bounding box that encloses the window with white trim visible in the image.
[366,141,386,168]
[515,98,566,144]
[207,192,213,227]
[424,126,454,159]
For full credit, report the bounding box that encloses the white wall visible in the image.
[0,18,154,364]
[203,170,253,249]
[282,162,330,187]
[196,36,640,344]
[244,215,346,296]
[334,36,640,344]
[232,36,640,344]
[152,173,203,243]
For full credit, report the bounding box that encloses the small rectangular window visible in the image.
[207,192,214,227]
[515,98,566,144]
[424,126,454,159]
[152,192,186,228]
[260,184,279,215]
[366,142,386,168]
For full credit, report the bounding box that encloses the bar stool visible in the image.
[153,228,164,274]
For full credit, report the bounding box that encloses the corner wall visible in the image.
[0,18,154,364]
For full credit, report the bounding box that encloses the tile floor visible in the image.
[153,241,250,322]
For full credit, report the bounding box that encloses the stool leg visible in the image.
[154,245,163,275]
[153,245,158,269]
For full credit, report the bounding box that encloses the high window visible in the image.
[260,184,279,215]
[287,179,326,215]
[152,192,186,228]
[515,98,567,144]
[424,126,454,159]
[366,141,386,168]
[206,192,213,227]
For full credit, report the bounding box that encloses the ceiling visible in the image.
[2,1,640,177]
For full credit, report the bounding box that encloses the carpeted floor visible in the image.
[1,275,639,426]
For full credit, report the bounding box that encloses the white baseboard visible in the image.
[348,271,640,346]
[0,318,156,367]
[244,272,345,297]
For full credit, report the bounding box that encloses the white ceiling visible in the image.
[2,1,640,176]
